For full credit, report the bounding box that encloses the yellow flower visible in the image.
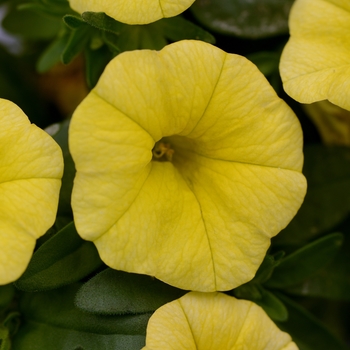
[68,0,196,25]
[69,40,306,292]
[142,292,298,350]
[280,0,350,111]
[0,99,63,285]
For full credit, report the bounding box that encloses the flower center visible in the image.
[152,140,174,162]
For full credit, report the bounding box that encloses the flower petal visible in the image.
[68,0,195,25]
[142,292,298,350]
[0,99,63,284]
[70,40,306,291]
[172,150,306,290]
[69,92,153,239]
[94,162,216,290]
[280,0,350,111]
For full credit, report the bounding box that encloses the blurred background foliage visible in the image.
[0,0,349,349]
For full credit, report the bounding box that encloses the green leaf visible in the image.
[276,145,350,245]
[232,283,262,301]
[84,44,114,88]
[275,293,347,350]
[101,31,121,53]
[254,287,288,322]
[61,25,91,64]
[113,25,142,51]
[63,14,86,30]
[75,268,187,315]
[191,0,294,39]
[19,284,150,334]
[232,284,287,322]
[81,11,125,35]
[113,25,165,51]
[136,24,167,50]
[253,251,285,284]
[13,326,145,350]
[15,222,103,292]
[157,16,215,43]
[285,226,350,301]
[12,284,147,350]
[267,233,343,289]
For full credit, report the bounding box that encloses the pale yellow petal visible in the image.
[172,150,306,290]
[68,0,195,25]
[70,40,306,292]
[142,292,298,350]
[0,99,63,284]
[0,222,36,287]
[69,92,154,240]
[96,41,303,170]
[93,42,228,142]
[280,0,350,110]
[177,55,304,171]
[94,162,216,291]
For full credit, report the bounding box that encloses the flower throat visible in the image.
[152,140,174,162]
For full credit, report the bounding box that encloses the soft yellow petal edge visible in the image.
[280,0,350,110]
[0,99,63,284]
[142,292,298,350]
[68,0,195,25]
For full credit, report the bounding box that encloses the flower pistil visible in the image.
[152,140,174,162]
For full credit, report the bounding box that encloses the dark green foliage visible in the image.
[276,145,350,245]
[15,223,104,292]
[75,268,187,315]
[191,0,294,38]
[275,293,348,350]
[267,233,343,289]
[12,284,147,350]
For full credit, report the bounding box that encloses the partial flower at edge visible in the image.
[0,99,63,285]
[280,0,350,111]
[142,292,298,350]
[68,0,196,25]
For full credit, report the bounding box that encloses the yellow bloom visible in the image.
[69,40,306,292]
[68,0,196,25]
[280,0,350,111]
[0,99,63,285]
[142,292,298,350]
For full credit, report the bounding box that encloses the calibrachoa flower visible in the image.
[69,40,306,292]
[0,99,63,285]
[280,0,350,111]
[142,292,298,350]
[68,0,196,25]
